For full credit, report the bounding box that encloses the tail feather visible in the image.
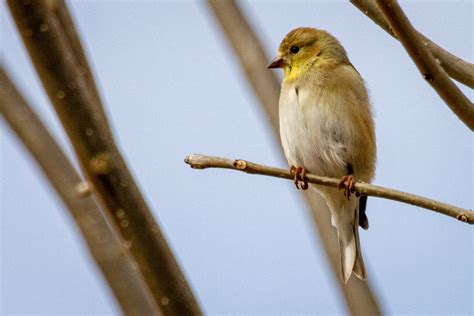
[352,205,366,280]
[319,188,367,283]
[359,195,369,230]
[337,220,366,283]
[338,228,356,283]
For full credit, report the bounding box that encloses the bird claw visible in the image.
[290,165,308,190]
[338,175,355,200]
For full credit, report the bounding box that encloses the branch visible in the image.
[7,1,202,315]
[207,0,281,138]
[373,0,474,130]
[48,0,111,130]
[185,154,473,224]
[350,0,474,89]
[0,66,161,315]
[207,2,382,315]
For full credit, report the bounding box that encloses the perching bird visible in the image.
[268,27,376,283]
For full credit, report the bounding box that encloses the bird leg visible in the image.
[290,165,308,190]
[338,175,355,200]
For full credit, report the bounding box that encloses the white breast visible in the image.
[279,79,353,177]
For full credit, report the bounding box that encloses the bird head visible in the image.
[268,27,349,81]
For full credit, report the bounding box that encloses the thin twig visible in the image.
[185,154,473,224]
[207,1,382,315]
[373,0,474,130]
[350,0,474,88]
[7,1,202,315]
[0,66,161,315]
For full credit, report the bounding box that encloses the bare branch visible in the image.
[207,1,382,315]
[0,66,161,315]
[207,0,281,139]
[350,0,474,89]
[372,0,474,130]
[7,1,202,314]
[48,0,111,129]
[185,154,473,225]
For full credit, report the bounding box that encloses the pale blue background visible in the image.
[1,0,472,315]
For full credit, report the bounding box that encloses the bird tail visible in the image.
[336,203,366,283]
[321,188,366,283]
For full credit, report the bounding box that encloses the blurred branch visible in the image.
[373,0,474,131]
[350,0,474,89]
[185,154,474,225]
[48,0,111,129]
[207,0,280,137]
[7,1,202,315]
[0,66,161,315]
[207,1,382,315]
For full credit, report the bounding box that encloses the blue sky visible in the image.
[1,1,472,314]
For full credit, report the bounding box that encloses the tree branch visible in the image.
[185,154,473,225]
[207,0,281,139]
[0,66,161,315]
[373,0,474,130]
[350,0,474,89]
[48,0,111,130]
[207,1,382,315]
[7,1,202,315]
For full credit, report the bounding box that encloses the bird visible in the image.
[268,27,376,283]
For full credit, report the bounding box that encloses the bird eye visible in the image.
[290,46,299,54]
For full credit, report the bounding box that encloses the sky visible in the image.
[1,0,472,315]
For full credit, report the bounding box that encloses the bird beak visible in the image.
[267,56,286,69]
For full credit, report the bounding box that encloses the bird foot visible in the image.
[290,165,308,190]
[338,175,356,200]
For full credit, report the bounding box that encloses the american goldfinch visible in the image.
[268,27,376,283]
